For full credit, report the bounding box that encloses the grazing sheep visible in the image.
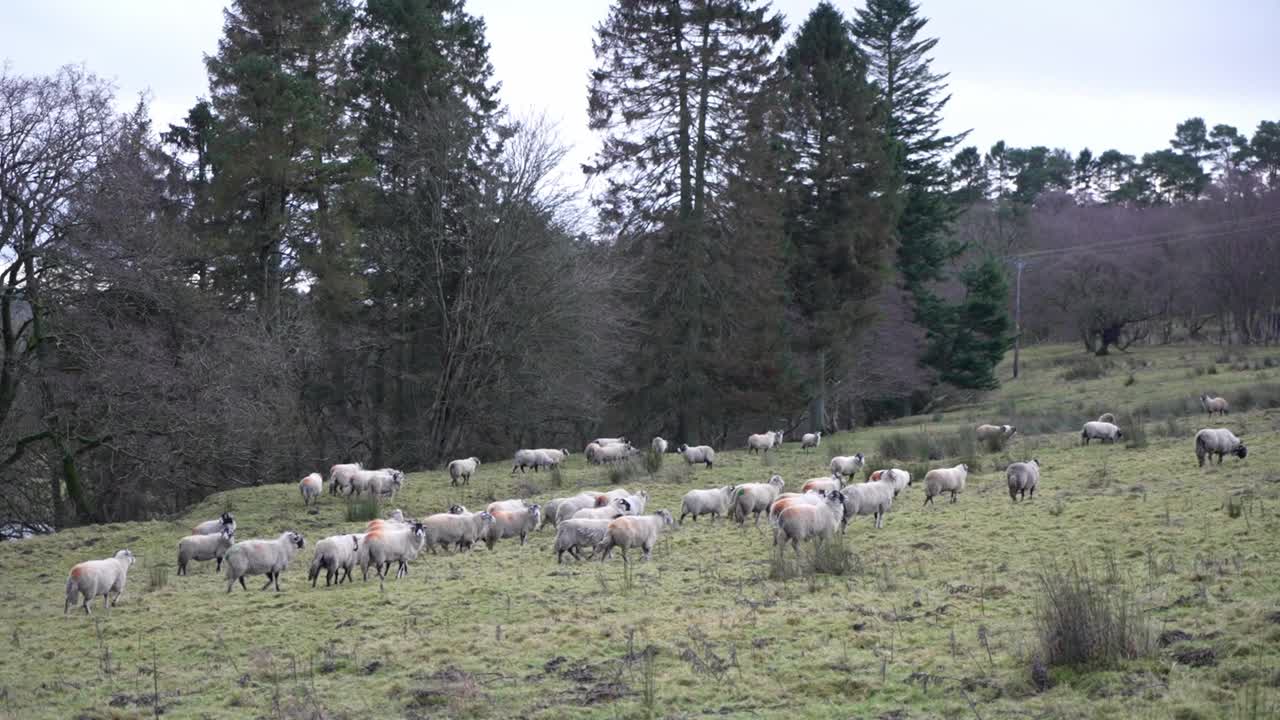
[487,499,528,514]
[976,424,1017,443]
[308,533,363,587]
[679,486,735,524]
[1200,394,1229,417]
[1081,421,1123,445]
[553,519,614,563]
[421,510,495,554]
[328,462,362,496]
[841,479,895,529]
[572,498,631,521]
[177,527,235,575]
[800,432,821,451]
[224,531,306,593]
[192,512,235,537]
[448,457,481,486]
[923,464,969,506]
[65,550,135,615]
[732,474,787,527]
[829,453,865,478]
[595,510,675,562]
[1097,412,1117,424]
[483,505,543,549]
[677,444,716,469]
[511,449,540,474]
[773,492,845,553]
[362,522,427,585]
[1006,459,1041,501]
[801,475,843,494]
[651,436,669,454]
[299,472,323,507]
[1195,428,1247,467]
[870,468,912,496]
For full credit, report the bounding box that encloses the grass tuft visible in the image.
[1033,558,1153,669]
[345,496,380,522]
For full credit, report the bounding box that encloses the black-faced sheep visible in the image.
[224,531,305,593]
[1194,428,1247,467]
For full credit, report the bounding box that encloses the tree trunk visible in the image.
[810,349,826,434]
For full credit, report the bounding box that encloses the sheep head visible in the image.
[1234,444,1248,459]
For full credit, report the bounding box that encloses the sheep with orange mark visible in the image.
[801,475,843,494]
[64,549,135,615]
[679,486,735,524]
[487,499,528,514]
[328,462,362,495]
[731,474,786,527]
[299,472,323,506]
[421,510,495,553]
[482,505,542,550]
[361,522,427,586]
[553,519,613,563]
[224,531,305,593]
[177,527,234,575]
[308,533,364,587]
[869,468,911,496]
[595,510,675,562]
[554,492,611,525]
[192,512,235,537]
[572,497,631,521]
[773,491,845,554]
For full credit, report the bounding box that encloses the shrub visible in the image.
[1059,358,1112,381]
[547,466,563,489]
[345,497,380,522]
[643,449,663,476]
[1122,412,1149,449]
[1033,558,1153,669]
[878,427,975,462]
[769,540,859,580]
[607,459,642,485]
[1234,384,1280,413]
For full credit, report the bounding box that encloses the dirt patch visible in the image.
[1265,611,1280,625]
[1158,629,1193,647]
[1172,647,1217,667]
[583,681,630,705]
[363,660,382,675]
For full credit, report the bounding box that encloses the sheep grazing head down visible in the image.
[1234,443,1248,460]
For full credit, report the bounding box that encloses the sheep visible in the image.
[679,486,735,524]
[677,444,716,469]
[64,549,135,615]
[537,448,571,466]
[841,479,895,529]
[1006,459,1041,501]
[1195,428,1247,467]
[747,432,779,454]
[604,488,648,514]
[1081,421,1123,445]
[421,510,495,553]
[829,453,865,478]
[801,475,843,494]
[731,474,786,526]
[595,510,675,562]
[224,531,306,593]
[387,508,406,523]
[651,436,669,454]
[767,491,826,525]
[298,472,323,507]
[548,492,609,527]
[553,519,613,563]
[487,499,528,514]
[976,424,1017,443]
[483,505,542,549]
[584,442,604,464]
[346,468,400,497]
[177,527,235,575]
[923,464,969,506]
[448,457,481,486]
[800,432,821,451]
[869,468,912,496]
[328,462,362,496]
[594,442,639,464]
[192,512,235,537]
[1097,412,1117,424]
[362,522,427,586]
[308,533,363,587]
[511,448,539,474]
[594,437,627,446]
[1200,394,1229,417]
[773,492,845,554]
[572,498,631,521]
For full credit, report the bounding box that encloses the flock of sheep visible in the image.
[63,394,1250,614]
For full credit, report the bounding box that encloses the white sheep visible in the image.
[841,479,895,529]
[1081,421,1123,445]
[923,464,969,506]
[346,468,398,497]
[829,453,865,478]
[594,437,627,446]
[421,510,495,553]
[299,472,323,506]
[369,469,405,498]
[362,522,427,586]
[800,475,843,494]
[679,486,735,524]
[1097,412,1117,424]
[192,512,235,537]
[773,492,845,553]
[511,448,540,474]
[1201,394,1229,417]
[64,550,135,615]
[537,448,570,467]
[308,533,363,587]
[548,492,609,527]
[609,489,648,515]
[386,508,406,523]
[572,498,632,521]
[731,474,786,526]
[483,505,543,549]
[224,531,305,593]
[486,499,528,513]
[594,442,639,464]
[651,436,669,454]
[677,444,716,469]
[976,424,1017,443]
[177,527,235,575]
[747,431,779,454]
[553,518,613,563]
[1194,428,1247,467]
[868,468,912,496]
[800,432,821,451]
[595,510,675,562]
[328,462,362,496]
[767,491,826,525]
[448,457,481,486]
[1006,459,1040,501]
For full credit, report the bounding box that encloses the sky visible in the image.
[3,0,1278,186]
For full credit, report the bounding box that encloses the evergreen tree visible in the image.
[922,257,1011,390]
[1248,120,1280,187]
[948,146,988,204]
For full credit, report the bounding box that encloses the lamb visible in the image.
[731,474,786,526]
[651,436,669,454]
[421,510,495,553]
[801,475,843,494]
[595,510,675,562]
[747,431,780,454]
[483,505,542,549]
[841,479,895,529]
[448,457,481,486]
[548,492,609,527]
[976,424,1017,442]
[1194,428,1247,467]
[773,492,845,554]
[177,527,235,575]
[362,522,427,586]
[677,444,716,469]
[192,512,235,537]
[829,453,865,478]
[923,464,969,506]
[1006,459,1040,501]
[1081,421,1123,445]
[800,432,821,451]
[1200,394,1229,417]
[572,498,631,521]
[328,462,362,496]
[224,531,306,593]
[679,486,735,524]
[1097,412,1117,424]
[486,499,528,513]
[308,533,363,587]
[553,519,613,563]
[64,549,135,615]
[299,472,323,506]
[870,468,912,496]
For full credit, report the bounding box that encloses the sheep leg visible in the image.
[113,587,126,607]
[950,491,958,503]
[216,557,223,572]
[83,598,92,615]
[260,575,275,591]
[923,495,933,507]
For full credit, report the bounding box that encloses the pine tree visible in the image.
[922,257,1011,390]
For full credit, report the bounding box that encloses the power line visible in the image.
[1010,209,1280,260]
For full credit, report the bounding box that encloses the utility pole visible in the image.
[1012,258,1026,379]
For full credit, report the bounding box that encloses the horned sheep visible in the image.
[224,531,306,593]
[64,549,135,615]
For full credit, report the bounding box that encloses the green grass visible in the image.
[3,343,1280,718]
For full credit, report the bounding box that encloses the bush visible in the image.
[878,427,975,462]
[345,496,380,522]
[607,459,642,485]
[643,448,663,476]
[1059,357,1112,381]
[769,539,859,580]
[1121,412,1149,449]
[148,564,169,591]
[1033,558,1152,669]
[1233,384,1280,413]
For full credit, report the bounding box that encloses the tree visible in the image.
[1073,148,1096,200]
[921,257,1011,388]
[1170,117,1210,164]
[949,146,988,204]
[1250,120,1280,187]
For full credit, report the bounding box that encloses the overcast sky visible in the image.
[4,0,1277,184]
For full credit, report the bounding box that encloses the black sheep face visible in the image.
[1234,445,1248,460]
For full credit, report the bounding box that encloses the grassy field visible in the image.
[3,343,1280,719]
